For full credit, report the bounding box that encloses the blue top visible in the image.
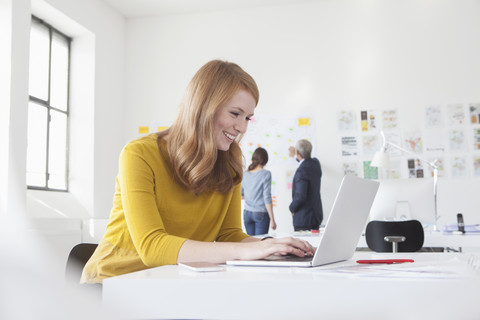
[241,169,272,212]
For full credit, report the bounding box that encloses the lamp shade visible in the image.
[370,151,390,168]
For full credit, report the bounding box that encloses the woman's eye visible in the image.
[231,112,239,117]
[246,117,252,121]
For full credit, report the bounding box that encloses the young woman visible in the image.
[81,60,314,284]
[242,147,277,235]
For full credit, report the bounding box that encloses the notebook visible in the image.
[226,174,380,267]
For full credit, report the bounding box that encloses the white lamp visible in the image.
[371,131,440,231]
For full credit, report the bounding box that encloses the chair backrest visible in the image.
[365,220,424,252]
[65,243,98,285]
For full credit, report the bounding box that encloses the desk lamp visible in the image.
[370,131,440,231]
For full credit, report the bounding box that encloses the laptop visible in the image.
[226,174,379,267]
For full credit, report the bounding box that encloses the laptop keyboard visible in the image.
[262,254,314,262]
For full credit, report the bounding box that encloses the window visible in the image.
[27,16,71,191]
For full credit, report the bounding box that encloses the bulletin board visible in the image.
[338,103,480,180]
[240,114,316,233]
[240,115,316,208]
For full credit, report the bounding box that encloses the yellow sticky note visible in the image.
[361,121,368,132]
[298,118,310,126]
[157,126,168,132]
[138,126,149,134]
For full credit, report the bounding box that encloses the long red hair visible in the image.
[158,60,259,195]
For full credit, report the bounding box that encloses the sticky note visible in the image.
[157,126,168,132]
[298,118,310,126]
[138,126,149,134]
[361,121,368,132]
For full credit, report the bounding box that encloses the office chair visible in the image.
[365,220,424,253]
[65,243,98,285]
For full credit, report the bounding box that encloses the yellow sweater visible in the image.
[81,134,249,283]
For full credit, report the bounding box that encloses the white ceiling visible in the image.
[102,0,319,18]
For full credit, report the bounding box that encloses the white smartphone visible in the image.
[179,262,226,272]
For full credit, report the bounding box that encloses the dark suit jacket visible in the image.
[289,157,323,229]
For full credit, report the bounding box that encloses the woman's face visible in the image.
[213,89,256,151]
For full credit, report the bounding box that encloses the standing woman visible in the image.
[81,60,314,284]
[242,147,277,235]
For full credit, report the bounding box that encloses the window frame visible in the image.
[27,15,72,192]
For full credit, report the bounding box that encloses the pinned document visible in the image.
[298,118,310,126]
[138,126,149,134]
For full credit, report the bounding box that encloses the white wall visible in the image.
[124,0,480,232]
[0,0,29,221]
[1,0,125,283]
[0,0,13,217]
[30,0,126,219]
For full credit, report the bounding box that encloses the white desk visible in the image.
[103,252,480,320]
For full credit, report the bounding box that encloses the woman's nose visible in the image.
[234,118,248,134]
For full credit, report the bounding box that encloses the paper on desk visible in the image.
[300,258,476,280]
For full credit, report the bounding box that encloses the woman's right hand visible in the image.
[270,220,277,230]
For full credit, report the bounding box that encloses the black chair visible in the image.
[65,243,98,285]
[365,220,424,253]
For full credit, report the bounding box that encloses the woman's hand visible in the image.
[238,237,315,261]
[270,219,277,230]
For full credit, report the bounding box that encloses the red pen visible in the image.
[356,259,414,264]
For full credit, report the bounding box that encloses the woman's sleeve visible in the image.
[216,183,250,243]
[262,171,273,205]
[119,144,186,267]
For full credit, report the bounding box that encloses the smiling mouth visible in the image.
[223,131,236,142]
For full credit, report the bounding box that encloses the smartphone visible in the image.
[179,262,226,272]
[457,213,465,233]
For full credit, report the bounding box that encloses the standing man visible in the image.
[289,139,323,231]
